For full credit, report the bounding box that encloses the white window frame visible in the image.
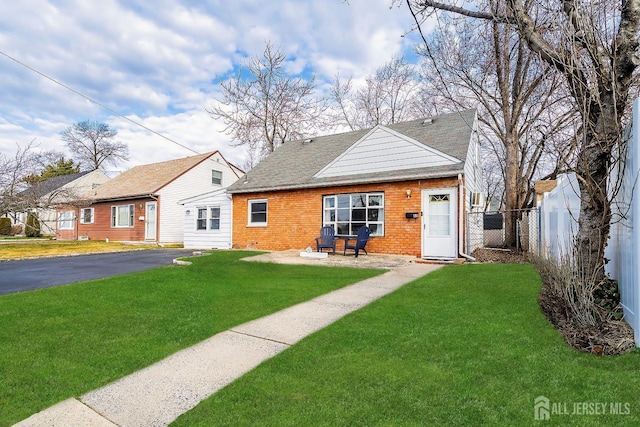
[111,204,134,228]
[212,169,223,186]
[196,207,207,230]
[58,211,75,230]
[322,192,385,237]
[248,199,267,227]
[79,207,94,224]
[195,206,221,231]
[209,206,221,230]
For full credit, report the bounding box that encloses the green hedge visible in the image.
[25,212,41,238]
[0,217,11,235]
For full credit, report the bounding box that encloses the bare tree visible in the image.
[0,140,41,219]
[208,41,326,166]
[408,0,640,282]
[331,56,429,130]
[60,120,129,171]
[415,7,577,246]
[1,142,87,237]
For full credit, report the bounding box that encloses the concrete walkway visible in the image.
[15,261,440,427]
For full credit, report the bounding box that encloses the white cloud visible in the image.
[0,0,425,171]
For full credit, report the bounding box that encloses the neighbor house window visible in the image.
[248,199,267,226]
[196,208,207,230]
[58,211,74,230]
[196,206,221,231]
[323,193,384,236]
[79,208,94,224]
[209,207,220,230]
[111,204,134,228]
[212,170,222,185]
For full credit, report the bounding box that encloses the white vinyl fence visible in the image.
[539,98,640,344]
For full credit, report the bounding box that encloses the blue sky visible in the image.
[0,0,425,171]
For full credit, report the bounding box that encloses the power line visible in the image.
[0,49,200,155]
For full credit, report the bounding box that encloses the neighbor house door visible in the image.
[145,202,157,241]
[422,188,457,258]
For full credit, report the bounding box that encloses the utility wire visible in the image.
[0,49,200,155]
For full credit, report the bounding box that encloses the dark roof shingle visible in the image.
[228,109,476,194]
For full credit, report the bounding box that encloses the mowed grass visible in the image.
[0,251,384,426]
[0,240,164,260]
[174,264,640,426]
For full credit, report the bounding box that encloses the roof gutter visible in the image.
[90,194,157,203]
[458,173,476,262]
[228,168,465,195]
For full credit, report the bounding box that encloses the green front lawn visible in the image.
[173,264,640,426]
[0,251,383,426]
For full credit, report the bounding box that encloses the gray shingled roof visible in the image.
[19,171,91,197]
[227,109,477,194]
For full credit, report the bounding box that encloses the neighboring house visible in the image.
[16,170,110,236]
[226,109,484,259]
[57,151,243,243]
[179,189,232,249]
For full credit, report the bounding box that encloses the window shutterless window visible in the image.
[323,193,384,236]
[248,199,267,226]
[209,207,220,230]
[212,170,222,185]
[79,208,94,224]
[111,204,134,228]
[58,211,74,230]
[196,206,221,231]
[196,208,207,230]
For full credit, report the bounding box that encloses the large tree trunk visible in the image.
[575,100,617,284]
[504,136,519,247]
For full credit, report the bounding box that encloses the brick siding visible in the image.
[232,177,460,257]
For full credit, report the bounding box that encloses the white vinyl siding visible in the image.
[315,126,459,178]
[111,205,134,228]
[157,152,240,243]
[182,189,232,249]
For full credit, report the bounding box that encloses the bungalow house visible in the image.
[14,170,109,236]
[226,109,484,259]
[57,151,243,243]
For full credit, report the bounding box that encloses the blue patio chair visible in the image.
[344,226,371,257]
[315,226,337,254]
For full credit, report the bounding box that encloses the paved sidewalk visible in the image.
[15,262,440,427]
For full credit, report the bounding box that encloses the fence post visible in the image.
[537,206,542,257]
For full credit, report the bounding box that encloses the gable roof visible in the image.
[227,109,477,194]
[19,171,92,198]
[91,152,216,201]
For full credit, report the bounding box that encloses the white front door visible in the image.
[422,188,457,258]
[145,202,157,241]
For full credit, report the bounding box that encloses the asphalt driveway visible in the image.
[0,249,192,295]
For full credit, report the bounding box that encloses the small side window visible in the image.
[248,200,267,226]
[212,170,222,185]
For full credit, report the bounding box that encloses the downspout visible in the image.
[458,173,476,261]
[149,194,158,243]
